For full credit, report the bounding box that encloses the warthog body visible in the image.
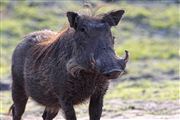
[11,10,128,120]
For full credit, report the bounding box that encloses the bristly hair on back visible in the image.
[31,26,70,67]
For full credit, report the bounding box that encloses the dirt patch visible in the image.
[1,99,179,120]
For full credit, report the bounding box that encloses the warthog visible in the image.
[10,10,129,120]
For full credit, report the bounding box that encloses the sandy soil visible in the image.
[1,99,179,120]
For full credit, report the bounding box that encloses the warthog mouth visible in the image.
[66,50,129,78]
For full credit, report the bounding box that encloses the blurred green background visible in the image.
[0,0,179,119]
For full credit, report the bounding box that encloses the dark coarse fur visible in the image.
[10,10,128,120]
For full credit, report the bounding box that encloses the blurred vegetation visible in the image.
[0,91,11,113]
[106,80,180,101]
[115,39,178,60]
[0,0,179,78]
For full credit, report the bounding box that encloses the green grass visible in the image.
[106,80,180,101]
[149,59,179,73]
[148,5,180,30]
[121,3,180,30]
[115,39,179,60]
[126,59,179,78]
[1,20,24,37]
[0,91,12,114]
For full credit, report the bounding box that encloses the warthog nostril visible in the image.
[103,69,123,79]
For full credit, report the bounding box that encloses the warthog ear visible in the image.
[102,10,125,26]
[67,12,79,29]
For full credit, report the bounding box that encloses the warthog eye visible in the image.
[79,27,85,32]
[78,26,87,33]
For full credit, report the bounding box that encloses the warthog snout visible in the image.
[103,50,129,79]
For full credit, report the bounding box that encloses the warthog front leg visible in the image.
[89,90,105,120]
[59,98,76,120]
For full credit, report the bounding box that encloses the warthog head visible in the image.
[66,10,129,79]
